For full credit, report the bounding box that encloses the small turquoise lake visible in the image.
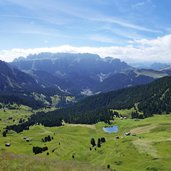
[103,126,118,133]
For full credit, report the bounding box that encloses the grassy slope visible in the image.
[135,69,168,79]
[0,108,171,171]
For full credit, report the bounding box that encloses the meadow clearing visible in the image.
[0,107,171,171]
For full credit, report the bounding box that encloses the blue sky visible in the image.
[1,0,171,62]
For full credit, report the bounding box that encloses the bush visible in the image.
[97,138,101,148]
[101,137,106,143]
[2,130,8,137]
[90,138,96,147]
[42,135,52,142]
[33,146,48,154]
[107,164,110,169]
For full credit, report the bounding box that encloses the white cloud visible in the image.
[133,34,171,48]
[1,34,171,63]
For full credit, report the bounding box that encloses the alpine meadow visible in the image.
[1,0,171,171]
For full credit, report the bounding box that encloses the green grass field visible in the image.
[0,108,171,171]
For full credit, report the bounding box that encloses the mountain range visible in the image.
[1,52,171,108]
[11,53,169,95]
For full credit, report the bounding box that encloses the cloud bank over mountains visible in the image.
[1,34,171,63]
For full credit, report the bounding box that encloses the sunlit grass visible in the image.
[0,108,171,170]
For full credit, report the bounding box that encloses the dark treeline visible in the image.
[6,108,113,133]
[68,76,171,117]
[0,94,45,109]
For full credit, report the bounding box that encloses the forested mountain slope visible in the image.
[0,60,74,108]
[7,76,171,133]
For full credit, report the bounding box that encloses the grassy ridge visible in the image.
[0,108,171,170]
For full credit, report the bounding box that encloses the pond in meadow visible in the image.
[103,126,118,133]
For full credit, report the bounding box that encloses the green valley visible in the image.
[1,107,171,171]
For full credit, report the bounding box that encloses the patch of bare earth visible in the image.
[130,124,157,134]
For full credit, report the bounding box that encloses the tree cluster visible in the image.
[32,146,48,154]
[90,137,106,148]
[2,129,8,137]
[42,135,53,142]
